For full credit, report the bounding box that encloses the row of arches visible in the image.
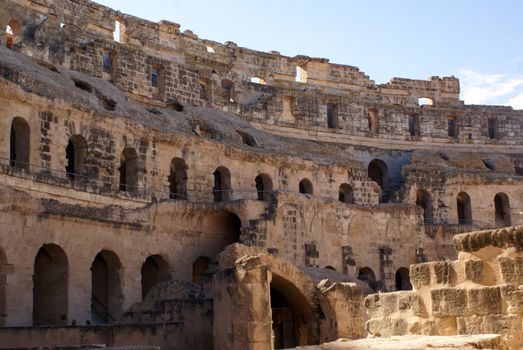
[415,189,511,227]
[7,117,358,203]
[0,244,217,326]
[357,266,411,291]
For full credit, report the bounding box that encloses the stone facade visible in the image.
[0,0,522,349]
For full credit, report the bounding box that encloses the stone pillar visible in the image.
[213,255,273,350]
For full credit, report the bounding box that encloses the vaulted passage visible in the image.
[10,117,30,170]
[368,159,387,190]
[141,255,170,299]
[203,212,242,254]
[395,267,412,291]
[169,158,188,200]
[33,244,68,326]
[299,178,313,195]
[91,250,123,324]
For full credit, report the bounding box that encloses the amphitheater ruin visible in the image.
[0,0,521,349]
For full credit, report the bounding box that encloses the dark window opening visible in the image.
[192,256,211,287]
[65,135,87,181]
[416,189,433,224]
[9,117,30,170]
[457,192,472,225]
[221,79,234,103]
[213,166,231,202]
[119,148,138,193]
[298,178,313,195]
[408,114,420,137]
[199,78,211,101]
[237,130,257,147]
[339,183,354,204]
[488,118,498,140]
[141,255,170,300]
[447,116,458,138]
[102,50,117,81]
[169,158,188,200]
[91,250,122,324]
[368,159,387,190]
[368,108,378,134]
[494,193,511,227]
[255,174,273,201]
[395,267,412,291]
[151,65,165,99]
[327,104,338,129]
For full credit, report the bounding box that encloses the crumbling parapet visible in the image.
[364,225,523,349]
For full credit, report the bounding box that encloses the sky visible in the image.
[95,0,523,109]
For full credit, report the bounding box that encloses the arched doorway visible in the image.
[357,267,376,290]
[65,135,87,180]
[368,159,387,190]
[457,192,472,225]
[33,244,68,326]
[338,183,354,203]
[141,255,170,299]
[10,117,30,170]
[270,274,316,348]
[255,174,273,201]
[494,193,511,227]
[416,189,433,224]
[203,212,242,249]
[395,267,412,291]
[91,250,123,324]
[192,256,211,287]
[169,158,188,200]
[299,178,313,195]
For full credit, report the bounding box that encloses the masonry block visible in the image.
[410,263,431,289]
[464,259,483,283]
[467,286,502,316]
[498,256,523,285]
[431,288,467,317]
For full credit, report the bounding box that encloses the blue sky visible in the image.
[96,0,523,109]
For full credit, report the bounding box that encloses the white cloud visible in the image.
[457,68,523,108]
[508,93,523,110]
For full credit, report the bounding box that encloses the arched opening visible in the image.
[65,135,87,180]
[299,178,313,195]
[221,79,234,103]
[326,103,338,129]
[203,212,242,253]
[0,247,7,326]
[255,174,273,201]
[119,148,138,193]
[9,117,30,170]
[91,250,123,324]
[141,255,170,299]
[324,265,336,271]
[408,114,420,137]
[5,20,20,49]
[338,183,354,203]
[368,159,388,190]
[488,118,498,140]
[102,50,118,81]
[457,192,472,225]
[395,267,412,291]
[357,267,376,287]
[416,189,433,224]
[270,274,316,348]
[192,256,211,287]
[33,244,68,326]
[213,166,231,202]
[494,193,511,227]
[169,158,188,200]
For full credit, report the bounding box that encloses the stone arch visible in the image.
[395,267,412,291]
[119,147,138,193]
[357,267,375,284]
[90,250,123,324]
[494,193,511,227]
[203,212,242,249]
[169,157,188,200]
[141,255,170,299]
[368,159,388,190]
[255,173,273,201]
[192,256,211,287]
[65,135,87,180]
[299,178,313,195]
[10,117,30,170]
[213,166,231,202]
[324,265,336,271]
[416,189,433,224]
[5,20,21,49]
[457,191,472,225]
[33,244,68,326]
[338,183,354,203]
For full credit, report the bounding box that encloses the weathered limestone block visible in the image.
[503,287,523,314]
[464,259,483,283]
[409,263,431,289]
[467,286,502,316]
[364,293,398,319]
[457,314,519,335]
[397,292,427,317]
[431,288,467,317]
[433,261,453,285]
[366,317,408,337]
[498,256,523,285]
[453,226,523,253]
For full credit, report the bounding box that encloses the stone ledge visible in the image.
[453,226,523,253]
